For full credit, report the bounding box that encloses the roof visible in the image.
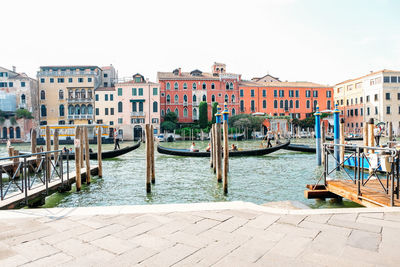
[251,74,280,82]
[335,69,400,86]
[95,87,115,91]
[116,80,159,86]
[40,65,101,70]
[239,80,332,88]
[157,71,220,81]
[101,66,112,70]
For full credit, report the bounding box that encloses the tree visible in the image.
[199,101,208,128]
[16,109,34,119]
[211,102,218,123]
[164,111,178,123]
[161,121,176,132]
[229,114,264,129]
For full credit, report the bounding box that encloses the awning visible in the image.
[130,99,145,103]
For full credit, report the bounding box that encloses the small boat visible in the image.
[325,136,363,141]
[157,141,290,157]
[21,141,141,160]
[285,144,316,153]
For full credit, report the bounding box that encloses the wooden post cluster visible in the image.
[223,121,229,194]
[97,126,103,177]
[339,118,345,163]
[216,123,222,182]
[75,126,81,191]
[84,127,91,184]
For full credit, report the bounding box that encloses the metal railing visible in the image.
[320,143,399,206]
[67,98,93,103]
[131,112,145,117]
[0,150,70,205]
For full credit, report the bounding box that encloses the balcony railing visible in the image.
[38,71,99,77]
[67,98,93,103]
[131,112,145,117]
[67,115,94,120]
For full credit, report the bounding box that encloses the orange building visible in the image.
[238,81,333,120]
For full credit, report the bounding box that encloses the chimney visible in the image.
[178,68,181,76]
[12,66,16,72]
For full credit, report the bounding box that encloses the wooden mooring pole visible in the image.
[368,118,375,153]
[145,124,151,193]
[363,122,368,147]
[31,129,37,154]
[97,126,103,177]
[388,121,393,147]
[223,121,229,194]
[151,125,155,184]
[213,125,217,173]
[216,123,222,182]
[75,126,81,191]
[340,118,345,163]
[84,126,91,184]
[45,126,51,182]
[321,122,325,165]
[210,124,214,168]
[80,128,84,169]
[54,129,59,164]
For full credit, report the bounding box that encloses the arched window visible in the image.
[2,127,7,139]
[9,127,14,139]
[284,100,289,111]
[193,95,197,103]
[212,95,215,102]
[183,83,187,90]
[174,82,178,90]
[229,82,233,90]
[166,108,171,114]
[192,82,197,90]
[174,95,179,104]
[183,94,188,103]
[202,83,206,90]
[118,101,123,112]
[274,100,278,109]
[81,104,87,115]
[306,100,310,109]
[41,105,47,117]
[232,108,236,116]
[40,90,45,100]
[183,108,188,117]
[16,127,21,139]
[58,90,63,100]
[153,101,158,112]
[202,95,206,102]
[68,89,73,99]
[231,95,235,103]
[20,94,26,105]
[174,108,179,117]
[161,109,165,117]
[75,105,80,115]
[290,100,293,109]
[193,108,197,118]
[225,83,229,90]
[166,95,171,103]
[296,100,299,108]
[263,100,266,109]
[59,105,65,116]
[87,104,93,114]
[68,105,74,115]
[75,89,80,99]
[81,89,86,99]
[224,94,228,103]
[166,82,171,90]
[88,89,93,99]
[280,100,283,108]
[211,83,215,89]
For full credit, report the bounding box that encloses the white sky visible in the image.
[1,0,400,85]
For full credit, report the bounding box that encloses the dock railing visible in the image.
[319,143,399,206]
[0,149,70,205]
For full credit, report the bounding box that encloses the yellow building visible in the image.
[94,87,117,126]
[37,65,102,126]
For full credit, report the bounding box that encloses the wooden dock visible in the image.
[0,166,98,209]
[305,179,400,207]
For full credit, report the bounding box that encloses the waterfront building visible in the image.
[334,69,400,133]
[110,73,160,140]
[94,87,117,127]
[238,80,333,120]
[157,63,240,123]
[251,74,281,83]
[101,65,118,87]
[0,66,38,141]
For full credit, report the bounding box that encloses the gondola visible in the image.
[157,141,290,157]
[325,136,363,141]
[36,137,115,145]
[285,144,316,153]
[21,141,141,160]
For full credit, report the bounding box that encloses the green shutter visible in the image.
[118,88,122,96]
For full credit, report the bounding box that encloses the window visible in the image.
[41,105,47,117]
[132,88,137,96]
[152,87,158,96]
[289,100,293,109]
[391,76,397,83]
[153,101,158,112]
[174,95,179,104]
[183,108,188,117]
[367,107,370,115]
[384,76,390,83]
[104,73,108,78]
[78,78,83,83]
[262,100,266,109]
[192,108,197,118]
[166,95,171,103]
[95,108,99,115]
[313,100,317,111]
[295,90,299,97]
[192,82,197,90]
[109,94,113,101]
[110,108,114,115]
[262,90,266,97]
[174,108,179,117]
[327,100,331,110]
[279,90,284,97]
[355,109,358,116]
[40,90,46,100]
[132,102,137,112]
[399,106,400,114]
[88,78,92,82]
[118,101,123,112]
[360,97,363,103]
[360,108,363,116]
[211,95,215,102]
[280,100,283,108]
[59,105,65,116]
[232,108,236,116]
[174,82,178,90]
[306,90,310,97]
[313,91,318,97]
[387,106,391,114]
[202,83,206,90]
[274,100,277,108]
[166,82,171,90]
[274,90,277,97]
[326,91,331,97]
[224,94,228,103]
[240,89,244,97]
[50,78,54,83]
[231,95,235,103]
[95,94,99,101]
[105,94,109,101]
[118,118,123,124]
[161,109,165,116]
[21,94,26,105]
[226,83,229,90]
[386,93,391,100]
[40,78,45,83]
[251,100,255,111]
[202,95,206,102]
[295,100,299,108]
[375,106,378,115]
[398,93,400,100]
[139,88,143,96]
[251,90,255,97]
[306,100,310,109]
[211,83,215,89]
[229,83,233,90]
[68,78,73,83]
[105,108,109,115]
[57,78,64,83]
[240,100,244,112]
[118,88,122,96]
[374,94,378,101]
[366,95,370,102]
[21,81,26,87]
[183,83,187,90]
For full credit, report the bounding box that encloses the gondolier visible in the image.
[114,128,120,150]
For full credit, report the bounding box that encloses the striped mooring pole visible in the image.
[314,105,322,166]
[333,104,340,170]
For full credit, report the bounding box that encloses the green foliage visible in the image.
[16,109,34,119]
[163,111,178,123]
[211,102,218,124]
[229,114,264,129]
[198,101,208,128]
[292,113,329,129]
[9,117,16,125]
[161,121,176,132]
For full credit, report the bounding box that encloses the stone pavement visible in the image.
[1,201,400,266]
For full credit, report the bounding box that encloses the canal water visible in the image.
[0,139,361,209]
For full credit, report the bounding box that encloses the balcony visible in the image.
[131,112,146,117]
[67,115,94,120]
[183,101,188,106]
[67,98,93,103]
